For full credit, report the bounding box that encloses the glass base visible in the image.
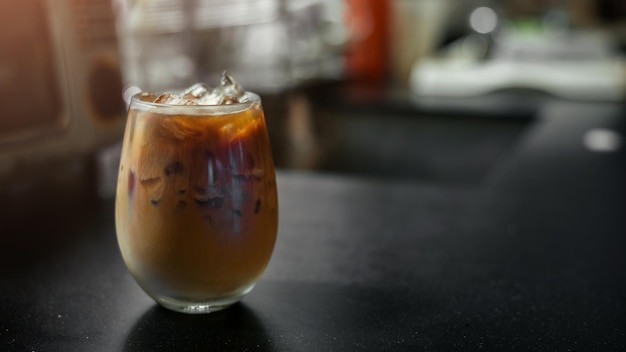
[153,284,256,314]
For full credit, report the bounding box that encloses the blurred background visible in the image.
[0,0,624,218]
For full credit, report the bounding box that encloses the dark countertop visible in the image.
[1,100,625,351]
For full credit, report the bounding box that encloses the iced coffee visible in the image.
[115,73,278,313]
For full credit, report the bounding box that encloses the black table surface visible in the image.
[1,100,625,351]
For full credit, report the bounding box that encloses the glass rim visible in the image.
[129,91,261,115]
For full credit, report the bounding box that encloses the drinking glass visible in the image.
[115,91,278,314]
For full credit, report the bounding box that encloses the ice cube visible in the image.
[197,91,222,106]
[183,83,209,100]
[213,71,248,105]
[156,72,248,106]
[220,71,242,92]
[153,93,197,105]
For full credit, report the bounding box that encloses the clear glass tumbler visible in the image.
[115,91,278,314]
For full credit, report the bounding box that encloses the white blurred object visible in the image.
[410,29,626,102]
[390,0,451,85]
[116,0,281,33]
[583,129,623,152]
[113,0,346,92]
[469,7,498,34]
